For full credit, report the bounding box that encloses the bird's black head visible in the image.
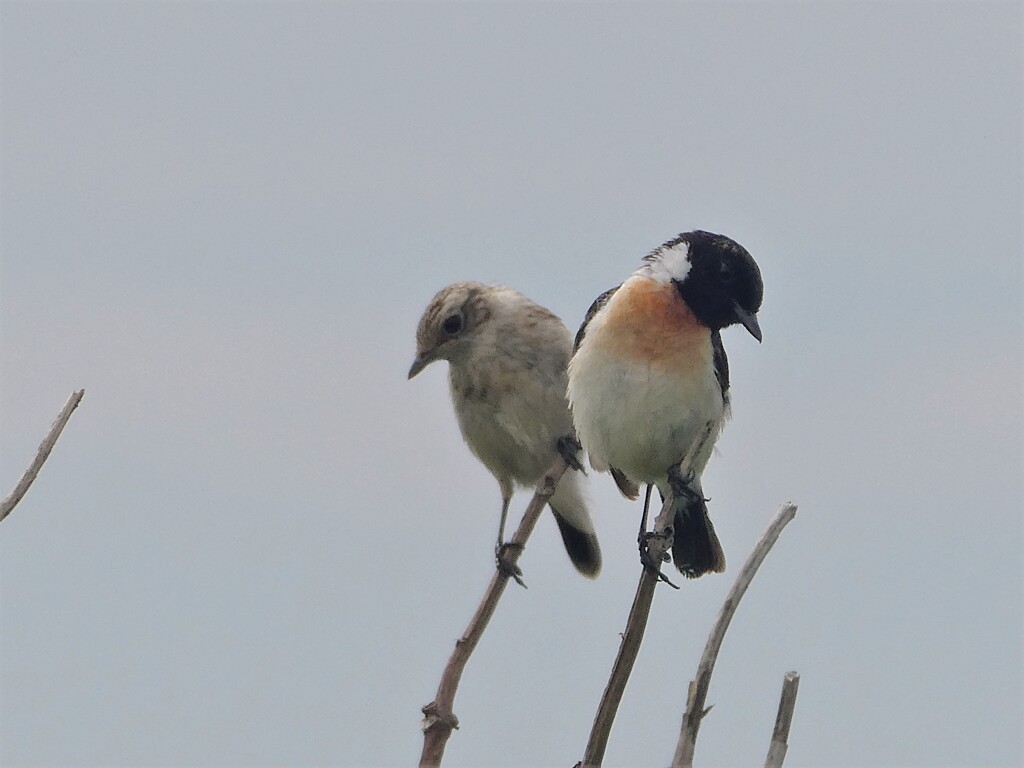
[669,230,763,341]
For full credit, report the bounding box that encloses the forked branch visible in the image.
[672,502,798,767]
[1,390,85,524]
[419,456,569,768]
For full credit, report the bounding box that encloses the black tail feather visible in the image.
[550,506,602,578]
[671,496,726,578]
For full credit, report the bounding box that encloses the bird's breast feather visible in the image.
[592,275,711,373]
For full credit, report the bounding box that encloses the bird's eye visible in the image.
[719,263,736,284]
[442,313,464,336]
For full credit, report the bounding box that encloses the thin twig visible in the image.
[0,390,85,524]
[672,502,798,768]
[578,491,672,767]
[764,671,800,768]
[579,425,712,768]
[419,456,569,768]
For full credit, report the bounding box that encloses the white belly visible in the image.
[568,340,724,485]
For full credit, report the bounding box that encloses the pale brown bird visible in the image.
[410,281,601,578]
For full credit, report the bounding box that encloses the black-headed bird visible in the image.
[568,231,763,578]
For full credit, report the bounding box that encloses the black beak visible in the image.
[407,354,429,379]
[733,302,762,342]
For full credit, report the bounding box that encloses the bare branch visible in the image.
[764,671,800,768]
[1,390,85,524]
[579,492,672,767]
[579,424,713,768]
[672,502,798,768]
[419,456,569,768]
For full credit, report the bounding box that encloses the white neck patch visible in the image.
[639,240,692,284]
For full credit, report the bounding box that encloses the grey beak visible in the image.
[407,354,429,379]
[733,302,762,343]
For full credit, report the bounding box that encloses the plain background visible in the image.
[2,2,1021,766]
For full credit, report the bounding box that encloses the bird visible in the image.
[567,230,763,578]
[409,281,602,579]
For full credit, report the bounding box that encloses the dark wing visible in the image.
[711,330,730,406]
[573,285,620,352]
[610,467,640,500]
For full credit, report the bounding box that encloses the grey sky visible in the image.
[1,2,1021,766]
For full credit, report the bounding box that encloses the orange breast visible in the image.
[598,276,711,372]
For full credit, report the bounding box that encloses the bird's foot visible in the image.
[667,465,708,505]
[495,542,527,588]
[556,435,586,474]
[638,531,680,590]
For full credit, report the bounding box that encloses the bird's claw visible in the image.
[638,531,680,590]
[495,542,527,588]
[667,465,707,505]
[557,435,586,474]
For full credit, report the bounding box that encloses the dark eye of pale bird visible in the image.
[442,314,463,336]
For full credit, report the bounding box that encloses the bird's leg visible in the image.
[637,484,679,589]
[637,483,654,543]
[494,493,526,588]
[556,434,586,474]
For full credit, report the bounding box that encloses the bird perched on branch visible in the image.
[567,231,763,578]
[409,282,602,579]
